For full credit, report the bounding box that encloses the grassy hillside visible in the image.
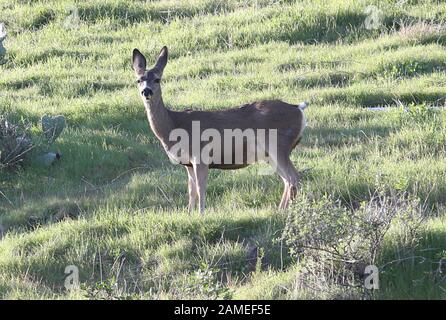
[0,0,445,299]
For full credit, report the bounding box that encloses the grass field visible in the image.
[0,0,446,299]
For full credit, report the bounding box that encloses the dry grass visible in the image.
[396,20,446,41]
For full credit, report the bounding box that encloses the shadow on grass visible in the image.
[12,49,107,68]
[77,1,235,25]
[319,88,446,107]
[0,206,288,296]
[281,11,415,44]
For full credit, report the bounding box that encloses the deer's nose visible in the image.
[142,88,153,97]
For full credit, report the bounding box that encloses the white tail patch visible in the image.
[298,101,309,111]
[297,101,308,138]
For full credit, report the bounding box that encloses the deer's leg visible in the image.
[193,163,209,214]
[284,159,300,204]
[186,166,197,213]
[279,179,290,210]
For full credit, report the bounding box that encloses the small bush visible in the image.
[281,192,425,298]
[0,115,33,170]
[0,113,66,171]
[81,278,140,300]
[183,264,232,300]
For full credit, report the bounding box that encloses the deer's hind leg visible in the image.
[186,166,198,213]
[279,182,289,209]
[285,159,300,204]
[269,152,300,209]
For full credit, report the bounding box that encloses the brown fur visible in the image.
[132,47,307,213]
[168,100,304,168]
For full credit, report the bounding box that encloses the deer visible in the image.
[132,46,308,214]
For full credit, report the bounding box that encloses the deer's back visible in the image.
[169,100,303,133]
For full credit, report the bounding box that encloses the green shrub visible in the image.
[0,115,33,170]
[281,192,425,298]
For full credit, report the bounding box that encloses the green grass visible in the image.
[1,0,446,299]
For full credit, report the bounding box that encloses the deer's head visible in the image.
[132,46,168,101]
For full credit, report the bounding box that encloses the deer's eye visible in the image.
[154,78,160,84]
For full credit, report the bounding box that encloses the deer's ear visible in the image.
[154,46,168,74]
[132,49,146,75]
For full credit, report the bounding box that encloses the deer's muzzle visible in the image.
[142,87,153,98]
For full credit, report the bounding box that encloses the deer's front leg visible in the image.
[186,166,197,213]
[193,163,209,214]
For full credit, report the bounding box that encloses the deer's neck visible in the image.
[144,92,175,150]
